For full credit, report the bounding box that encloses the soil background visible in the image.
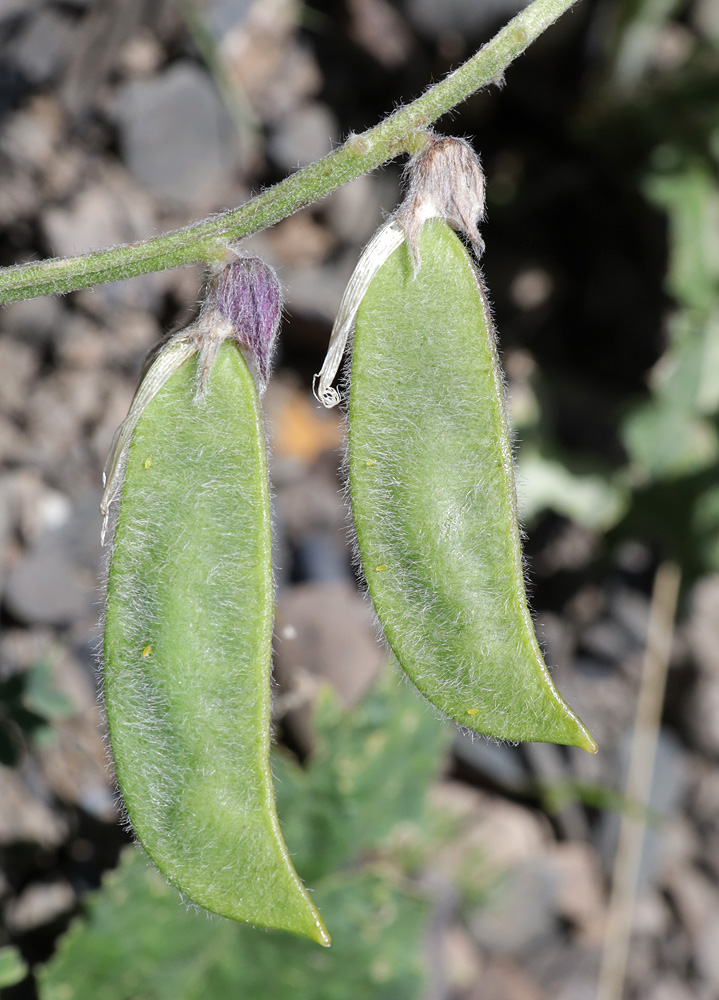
[1,2,719,998]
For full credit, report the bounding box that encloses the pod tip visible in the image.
[313,918,332,948]
[571,721,598,755]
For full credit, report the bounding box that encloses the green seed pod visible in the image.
[103,262,329,945]
[318,139,596,752]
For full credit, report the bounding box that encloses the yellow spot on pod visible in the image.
[366,458,376,466]
[375,564,387,572]
[142,645,152,658]
[144,458,152,469]
[466,708,479,716]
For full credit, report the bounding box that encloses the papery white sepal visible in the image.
[313,220,404,408]
[100,335,197,536]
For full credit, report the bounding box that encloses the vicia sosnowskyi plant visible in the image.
[0,0,594,944]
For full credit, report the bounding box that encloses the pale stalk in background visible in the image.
[596,561,682,1000]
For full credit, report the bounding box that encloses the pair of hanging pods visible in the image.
[101,137,595,945]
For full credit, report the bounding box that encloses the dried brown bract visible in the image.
[397,135,486,262]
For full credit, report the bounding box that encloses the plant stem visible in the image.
[596,561,681,1000]
[0,0,580,304]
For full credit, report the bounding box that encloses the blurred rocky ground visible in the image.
[1,1,719,998]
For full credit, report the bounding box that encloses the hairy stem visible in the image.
[0,0,580,304]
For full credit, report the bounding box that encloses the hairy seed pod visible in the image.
[103,261,329,944]
[346,218,595,750]
[316,138,595,749]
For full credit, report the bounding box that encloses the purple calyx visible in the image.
[209,257,281,386]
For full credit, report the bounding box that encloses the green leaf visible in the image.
[38,849,429,1000]
[274,666,452,882]
[650,310,719,417]
[622,399,719,479]
[516,449,629,531]
[604,0,687,89]
[537,778,662,824]
[0,946,28,988]
[23,661,76,722]
[645,162,719,313]
[693,484,719,569]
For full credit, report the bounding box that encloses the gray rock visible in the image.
[293,530,350,582]
[274,579,384,749]
[467,957,543,1000]
[41,167,166,313]
[0,477,12,603]
[626,935,666,996]
[524,740,590,842]
[5,879,75,933]
[405,0,524,38]
[468,857,559,955]
[0,295,64,347]
[429,781,552,873]
[0,763,68,847]
[4,492,103,626]
[439,924,484,997]
[693,0,719,40]
[205,0,253,37]
[549,842,605,944]
[544,973,598,1000]
[0,1,40,25]
[0,93,64,174]
[12,475,73,547]
[275,579,383,706]
[5,543,91,626]
[523,940,601,1000]
[0,165,41,227]
[113,62,242,204]
[687,574,719,676]
[581,618,635,663]
[0,626,55,680]
[632,889,673,938]
[686,675,719,756]
[452,730,530,792]
[42,173,155,259]
[50,491,105,574]
[324,174,385,244]
[417,869,461,1000]
[608,585,651,646]
[695,911,719,985]
[347,0,414,69]
[273,461,346,542]
[282,255,359,323]
[36,654,117,822]
[269,102,338,171]
[10,9,74,85]
[639,978,705,1000]
[595,728,690,888]
[688,760,719,867]
[663,863,718,943]
[0,337,40,417]
[534,522,599,574]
